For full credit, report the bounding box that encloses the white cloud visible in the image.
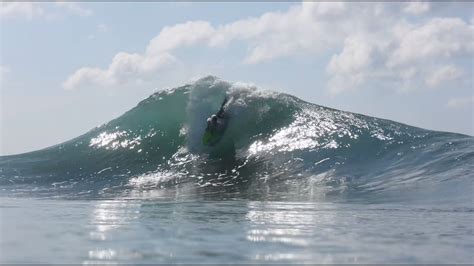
[326,34,383,94]
[387,18,473,68]
[64,2,473,94]
[446,96,474,109]
[65,21,214,89]
[0,2,44,20]
[426,65,464,88]
[325,16,473,94]
[0,2,92,20]
[213,2,349,64]
[403,2,430,15]
[65,3,351,89]
[63,52,175,90]
[146,21,215,55]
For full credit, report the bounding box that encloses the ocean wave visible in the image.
[1,76,472,203]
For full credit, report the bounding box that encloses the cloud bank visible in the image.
[63,2,473,95]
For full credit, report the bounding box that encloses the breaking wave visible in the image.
[1,76,472,204]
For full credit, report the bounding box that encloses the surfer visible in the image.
[206,97,228,133]
[203,97,229,145]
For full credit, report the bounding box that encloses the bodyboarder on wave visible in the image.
[203,97,229,146]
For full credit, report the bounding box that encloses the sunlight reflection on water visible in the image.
[86,200,141,263]
[1,198,471,264]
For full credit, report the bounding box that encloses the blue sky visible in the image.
[1,2,473,155]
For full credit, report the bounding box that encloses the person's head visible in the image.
[211,114,217,122]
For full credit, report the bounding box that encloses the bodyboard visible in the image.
[202,130,223,146]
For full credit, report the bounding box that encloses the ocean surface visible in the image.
[1,76,473,263]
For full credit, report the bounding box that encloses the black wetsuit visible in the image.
[207,98,228,133]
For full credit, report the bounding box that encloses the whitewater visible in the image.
[1,76,473,263]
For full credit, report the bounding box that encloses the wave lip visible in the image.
[0,76,473,203]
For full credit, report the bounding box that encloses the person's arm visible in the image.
[216,97,228,118]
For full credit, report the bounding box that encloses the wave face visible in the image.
[1,76,473,203]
